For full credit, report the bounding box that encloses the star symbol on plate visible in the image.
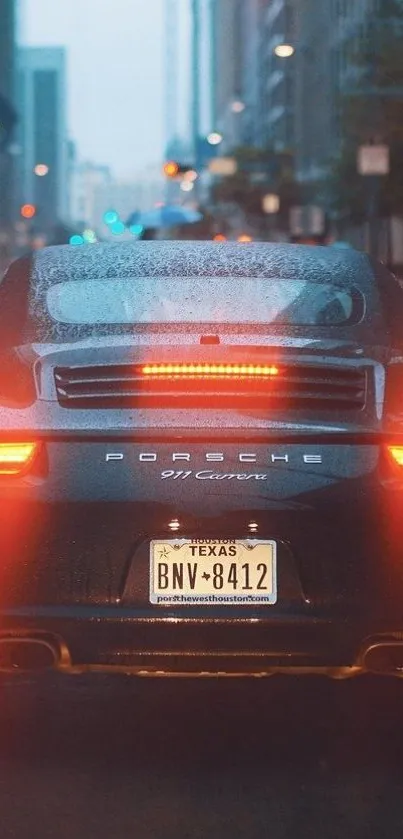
[158,547,171,559]
[202,572,211,581]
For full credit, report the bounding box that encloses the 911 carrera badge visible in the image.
[160,470,269,481]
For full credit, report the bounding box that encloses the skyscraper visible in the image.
[261,0,297,151]
[210,0,245,151]
[17,47,68,231]
[164,0,180,154]
[0,0,17,257]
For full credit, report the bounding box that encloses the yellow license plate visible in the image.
[149,539,277,606]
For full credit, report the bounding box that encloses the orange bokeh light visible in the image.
[163,161,179,178]
[20,204,36,219]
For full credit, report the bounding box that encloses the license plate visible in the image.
[149,539,277,606]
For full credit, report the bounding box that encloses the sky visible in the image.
[21,0,185,178]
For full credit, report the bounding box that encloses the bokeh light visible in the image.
[183,169,198,182]
[163,161,179,177]
[69,235,84,246]
[83,228,97,243]
[129,224,144,236]
[274,44,295,58]
[103,210,119,225]
[231,100,246,113]
[110,221,125,235]
[207,132,223,146]
[20,204,36,219]
[34,164,49,177]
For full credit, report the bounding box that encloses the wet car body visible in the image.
[0,240,403,678]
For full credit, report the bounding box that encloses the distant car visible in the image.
[1,240,403,679]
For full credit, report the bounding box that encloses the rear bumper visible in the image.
[0,607,402,678]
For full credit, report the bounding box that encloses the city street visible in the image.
[0,2,403,836]
[0,674,403,837]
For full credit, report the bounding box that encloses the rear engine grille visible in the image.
[54,362,367,411]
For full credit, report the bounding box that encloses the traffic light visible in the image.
[20,204,36,219]
[163,161,179,178]
[162,161,196,179]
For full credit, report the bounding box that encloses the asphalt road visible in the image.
[1,674,403,838]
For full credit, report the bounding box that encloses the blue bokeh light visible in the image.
[103,210,119,226]
[129,224,144,236]
[110,221,125,235]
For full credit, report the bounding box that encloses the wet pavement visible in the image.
[1,674,403,837]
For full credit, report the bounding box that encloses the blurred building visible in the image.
[69,160,112,231]
[0,0,17,256]
[237,0,265,148]
[210,0,297,151]
[294,0,375,183]
[102,168,164,222]
[210,0,245,151]
[210,0,377,160]
[261,0,297,151]
[16,47,69,230]
[165,0,180,156]
[70,165,165,237]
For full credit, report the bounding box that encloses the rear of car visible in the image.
[0,240,403,678]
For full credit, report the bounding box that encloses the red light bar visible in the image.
[142,364,279,377]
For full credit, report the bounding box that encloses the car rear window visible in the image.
[46,277,362,327]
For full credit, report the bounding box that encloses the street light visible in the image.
[274,44,295,58]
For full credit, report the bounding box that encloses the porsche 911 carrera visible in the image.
[0,240,402,679]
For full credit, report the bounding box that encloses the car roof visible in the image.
[30,240,374,290]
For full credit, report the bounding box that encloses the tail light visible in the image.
[385,363,403,422]
[387,445,403,468]
[0,443,39,475]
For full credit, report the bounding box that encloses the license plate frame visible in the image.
[149,538,277,606]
